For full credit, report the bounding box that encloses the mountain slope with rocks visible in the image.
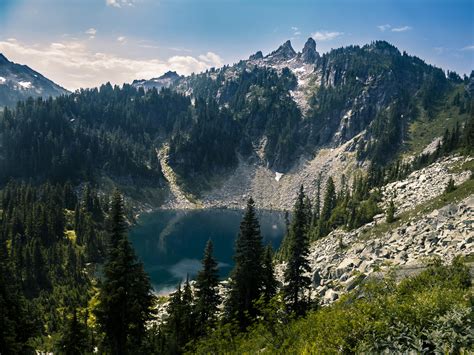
[144,39,472,202]
[276,154,474,304]
[0,53,68,107]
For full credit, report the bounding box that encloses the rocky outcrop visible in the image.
[249,51,263,61]
[381,155,472,215]
[300,37,319,64]
[275,155,473,304]
[265,40,297,61]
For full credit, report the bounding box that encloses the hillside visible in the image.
[0,40,471,212]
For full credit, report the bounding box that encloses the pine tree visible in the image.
[162,277,196,353]
[283,186,311,315]
[56,310,89,355]
[318,177,337,237]
[194,240,220,335]
[386,200,396,223]
[225,197,264,329]
[262,244,277,302]
[445,177,456,193]
[0,237,38,354]
[164,283,184,354]
[94,190,155,354]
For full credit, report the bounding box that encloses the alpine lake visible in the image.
[129,209,286,294]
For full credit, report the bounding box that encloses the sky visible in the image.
[0,0,472,91]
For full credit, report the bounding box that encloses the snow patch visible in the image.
[0,77,5,84]
[18,81,32,89]
[275,172,284,182]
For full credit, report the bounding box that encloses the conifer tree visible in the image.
[318,177,337,237]
[262,244,277,302]
[56,310,89,355]
[195,240,220,335]
[0,238,38,354]
[386,200,396,223]
[94,190,155,354]
[225,197,264,329]
[283,186,311,315]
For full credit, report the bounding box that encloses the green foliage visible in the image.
[191,258,474,354]
[445,177,456,193]
[55,310,90,355]
[225,198,265,329]
[194,239,220,336]
[94,190,156,354]
[386,200,396,223]
[282,186,312,315]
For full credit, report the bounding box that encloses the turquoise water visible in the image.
[129,209,286,294]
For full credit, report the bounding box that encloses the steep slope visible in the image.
[276,155,473,304]
[0,53,68,107]
[158,39,472,198]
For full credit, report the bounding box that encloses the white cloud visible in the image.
[377,24,391,32]
[290,26,301,36]
[461,45,474,51]
[117,36,126,43]
[311,30,343,41]
[85,28,97,39]
[106,0,135,8]
[391,26,412,32]
[0,39,223,90]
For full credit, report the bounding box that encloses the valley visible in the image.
[0,16,472,353]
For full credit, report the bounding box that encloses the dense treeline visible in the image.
[1,42,471,195]
[0,181,109,352]
[1,175,472,353]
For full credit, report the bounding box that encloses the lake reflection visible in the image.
[129,209,286,294]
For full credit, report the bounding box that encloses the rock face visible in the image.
[132,71,181,91]
[300,37,319,63]
[275,155,473,304]
[249,51,263,61]
[265,40,297,61]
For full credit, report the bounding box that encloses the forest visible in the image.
[1,116,472,353]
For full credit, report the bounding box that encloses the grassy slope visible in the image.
[405,84,469,155]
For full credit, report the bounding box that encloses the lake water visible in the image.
[129,209,286,294]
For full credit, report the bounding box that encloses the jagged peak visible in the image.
[249,51,263,61]
[266,40,296,60]
[160,70,180,79]
[301,37,319,63]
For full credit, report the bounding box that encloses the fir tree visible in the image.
[225,197,264,329]
[386,200,396,223]
[318,177,337,237]
[0,237,38,354]
[194,240,220,335]
[445,177,456,193]
[262,244,277,302]
[94,190,155,354]
[283,186,312,315]
[56,310,89,355]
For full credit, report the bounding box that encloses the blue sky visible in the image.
[0,0,472,90]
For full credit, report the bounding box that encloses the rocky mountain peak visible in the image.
[301,37,319,63]
[266,40,296,61]
[160,71,180,80]
[249,51,263,61]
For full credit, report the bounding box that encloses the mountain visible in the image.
[160,39,472,201]
[0,40,471,209]
[132,70,181,91]
[0,53,69,107]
